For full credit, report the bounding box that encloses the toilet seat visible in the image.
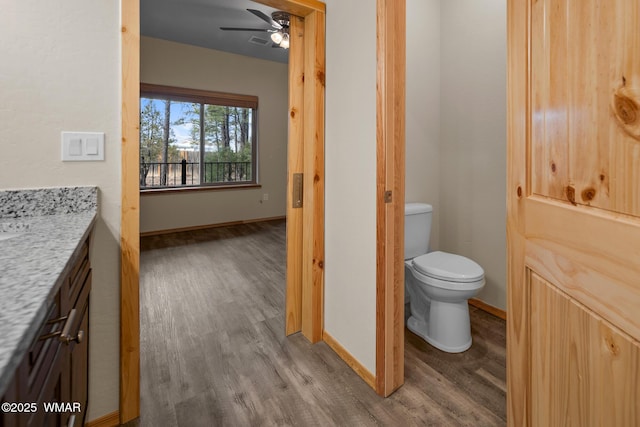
[412,251,484,286]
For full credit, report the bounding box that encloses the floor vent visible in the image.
[248,36,270,46]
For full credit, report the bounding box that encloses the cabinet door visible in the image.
[69,270,90,427]
[0,375,19,427]
[25,344,69,427]
[507,0,640,425]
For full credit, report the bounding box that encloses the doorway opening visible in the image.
[121,0,326,423]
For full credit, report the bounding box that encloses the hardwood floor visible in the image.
[134,219,506,426]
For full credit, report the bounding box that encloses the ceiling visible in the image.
[140,0,289,64]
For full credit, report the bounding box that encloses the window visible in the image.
[139,83,258,190]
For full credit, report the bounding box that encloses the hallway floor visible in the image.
[133,219,506,426]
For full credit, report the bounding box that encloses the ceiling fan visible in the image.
[220,9,291,49]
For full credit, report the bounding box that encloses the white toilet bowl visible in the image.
[405,251,485,353]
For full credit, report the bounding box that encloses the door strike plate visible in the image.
[292,173,303,208]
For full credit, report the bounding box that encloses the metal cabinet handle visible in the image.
[38,314,69,341]
[74,330,84,344]
[38,309,83,344]
[46,315,68,325]
[59,309,77,344]
[38,330,62,341]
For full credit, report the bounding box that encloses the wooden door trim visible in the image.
[300,9,325,342]
[254,0,325,16]
[121,0,326,423]
[375,0,406,397]
[506,0,531,424]
[120,0,140,422]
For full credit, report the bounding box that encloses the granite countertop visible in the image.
[0,187,97,396]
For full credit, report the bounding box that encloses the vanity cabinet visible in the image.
[1,234,91,427]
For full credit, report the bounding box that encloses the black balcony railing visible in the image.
[140,160,252,188]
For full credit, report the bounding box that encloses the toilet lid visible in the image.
[412,251,484,283]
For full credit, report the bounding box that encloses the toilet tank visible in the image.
[404,203,433,260]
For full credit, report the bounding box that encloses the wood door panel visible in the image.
[530,0,640,217]
[524,197,640,342]
[526,239,640,345]
[530,272,640,427]
[509,0,640,424]
[531,0,570,202]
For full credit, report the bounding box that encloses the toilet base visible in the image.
[407,315,472,353]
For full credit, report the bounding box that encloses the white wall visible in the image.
[324,0,377,374]
[0,1,120,420]
[440,0,507,310]
[140,37,288,233]
[406,0,441,250]
[406,1,506,312]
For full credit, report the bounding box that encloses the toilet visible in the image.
[404,203,485,353]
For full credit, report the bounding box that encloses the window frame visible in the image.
[139,83,259,192]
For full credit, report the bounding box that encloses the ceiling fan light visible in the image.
[280,33,290,49]
[271,32,283,44]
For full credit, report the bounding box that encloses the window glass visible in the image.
[203,105,253,184]
[139,85,257,191]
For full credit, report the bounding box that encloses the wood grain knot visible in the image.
[612,86,640,141]
[599,173,606,182]
[550,162,556,173]
[316,71,326,87]
[604,335,620,356]
[516,186,522,198]
[581,187,596,202]
[614,94,638,125]
[290,109,296,118]
[565,185,577,205]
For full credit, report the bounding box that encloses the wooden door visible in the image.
[285,14,305,336]
[281,7,325,342]
[507,0,640,425]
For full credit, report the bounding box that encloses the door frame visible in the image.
[375,0,406,397]
[505,0,528,424]
[121,0,406,421]
[120,0,326,423]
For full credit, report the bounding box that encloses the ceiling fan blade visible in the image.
[247,8,282,30]
[220,27,270,32]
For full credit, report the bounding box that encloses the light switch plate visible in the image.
[61,132,105,161]
[85,137,99,155]
[69,138,82,156]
